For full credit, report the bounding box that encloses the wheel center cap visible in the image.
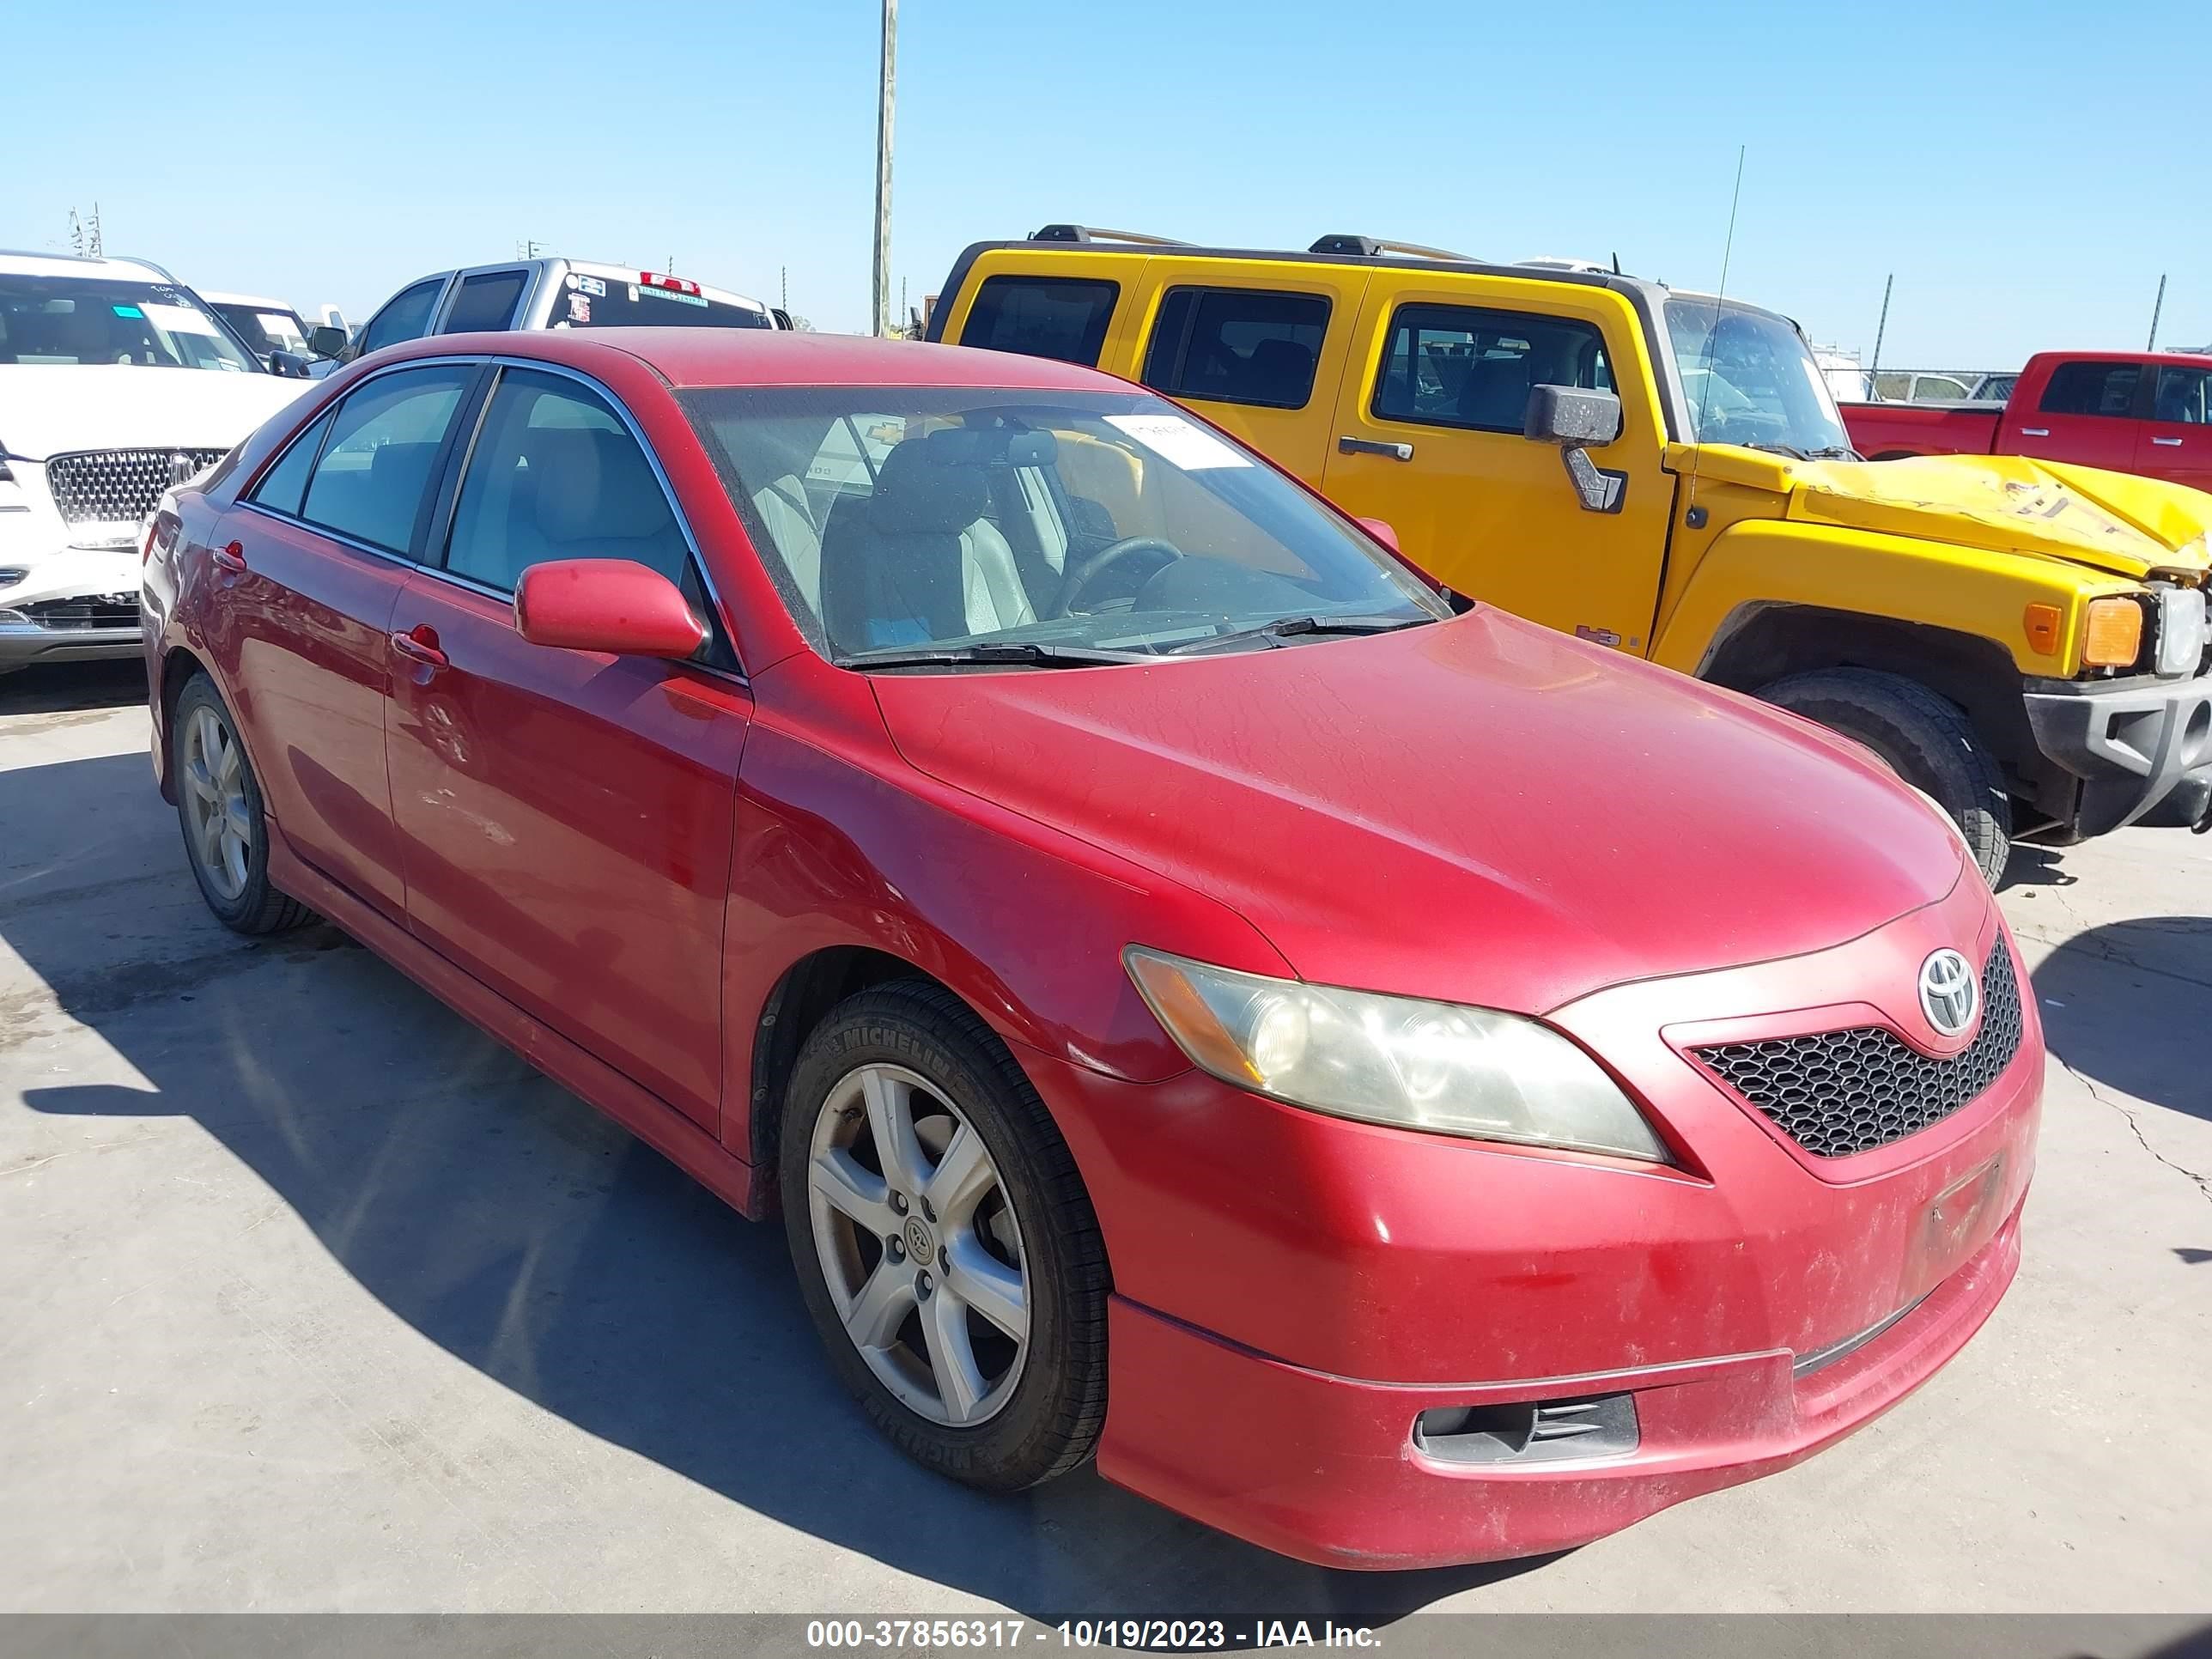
[902,1215,936,1266]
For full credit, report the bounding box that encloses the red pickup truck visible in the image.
[1844,350,2212,494]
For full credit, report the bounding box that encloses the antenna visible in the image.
[1869,273,1894,393]
[1684,146,1747,520]
[2148,274,2168,351]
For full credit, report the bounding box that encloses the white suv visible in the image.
[0,252,304,672]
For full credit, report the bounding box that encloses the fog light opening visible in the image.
[1413,1392,1638,1465]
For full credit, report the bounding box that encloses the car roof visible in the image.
[0,249,173,282]
[420,326,1126,392]
[202,291,297,311]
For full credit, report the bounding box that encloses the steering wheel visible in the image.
[1048,536,1185,618]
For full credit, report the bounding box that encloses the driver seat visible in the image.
[820,437,1036,652]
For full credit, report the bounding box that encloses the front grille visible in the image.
[1692,947,2024,1158]
[18,595,140,630]
[44,448,226,527]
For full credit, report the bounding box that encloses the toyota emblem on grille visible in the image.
[1918,949,1978,1037]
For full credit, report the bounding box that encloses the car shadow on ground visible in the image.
[4,747,1549,1629]
[0,659,147,717]
[2029,915,2212,1125]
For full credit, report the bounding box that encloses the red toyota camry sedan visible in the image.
[141,327,2041,1568]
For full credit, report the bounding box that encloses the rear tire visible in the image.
[1760,667,2013,885]
[172,674,316,934]
[780,980,1109,1492]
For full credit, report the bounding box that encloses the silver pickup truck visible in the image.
[321,257,786,363]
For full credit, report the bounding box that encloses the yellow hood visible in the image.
[1781,453,2212,582]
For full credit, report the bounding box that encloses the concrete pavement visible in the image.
[2,659,2207,1620]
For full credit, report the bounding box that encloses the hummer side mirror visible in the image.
[1524,386,1626,514]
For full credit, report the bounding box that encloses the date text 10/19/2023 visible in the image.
[805,1620,1383,1650]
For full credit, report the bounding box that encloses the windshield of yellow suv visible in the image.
[1665,298,1855,458]
[0,276,263,371]
[683,386,1449,665]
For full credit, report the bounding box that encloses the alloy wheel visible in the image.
[180,704,252,902]
[805,1062,1030,1426]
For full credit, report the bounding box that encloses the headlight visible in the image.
[1123,947,1668,1161]
[2155,586,2208,678]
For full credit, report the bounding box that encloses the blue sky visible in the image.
[11,0,2208,368]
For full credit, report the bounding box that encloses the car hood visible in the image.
[871,609,1967,1016]
[1786,453,2212,580]
[0,364,307,460]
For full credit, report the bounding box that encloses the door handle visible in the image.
[1338,435,1415,461]
[2020,428,2050,438]
[389,626,448,670]
[2152,436,2185,447]
[210,541,246,573]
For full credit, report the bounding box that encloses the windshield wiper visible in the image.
[1743,441,1811,460]
[1166,614,1435,655]
[1807,444,1864,462]
[835,641,1146,671]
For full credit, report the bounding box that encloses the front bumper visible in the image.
[1028,870,2041,1565]
[0,538,148,668]
[2022,669,2212,836]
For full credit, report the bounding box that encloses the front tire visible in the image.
[780,981,1109,1492]
[1760,667,2013,884]
[172,673,315,934]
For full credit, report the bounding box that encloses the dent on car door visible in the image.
[385,365,750,1132]
[217,363,480,920]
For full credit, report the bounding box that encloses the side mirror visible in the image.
[268,349,309,378]
[514,559,708,659]
[1523,386,1626,514]
[1355,516,1400,553]
[307,325,348,359]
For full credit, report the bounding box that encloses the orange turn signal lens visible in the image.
[2082,597,2144,668]
[2022,603,2063,656]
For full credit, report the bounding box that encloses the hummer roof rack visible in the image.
[1030,224,1189,247]
[1309,234,1478,261]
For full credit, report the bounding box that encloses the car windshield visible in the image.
[682,386,1449,665]
[0,275,263,371]
[213,302,310,359]
[1665,298,1852,455]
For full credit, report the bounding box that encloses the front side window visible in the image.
[215,303,311,360]
[683,386,1447,665]
[1664,299,1853,456]
[440,270,528,334]
[1142,288,1330,410]
[358,278,446,356]
[2039,361,2142,418]
[2152,366,2211,425]
[444,368,693,593]
[1375,304,1613,434]
[0,275,262,371]
[957,276,1119,366]
[299,366,473,553]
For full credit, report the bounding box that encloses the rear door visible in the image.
[1130,267,1370,486]
[383,364,749,1131]
[217,362,483,919]
[2014,359,2145,471]
[2136,362,2212,492]
[1321,283,1672,651]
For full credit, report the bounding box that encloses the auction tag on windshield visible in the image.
[138,302,222,337]
[1105,413,1251,471]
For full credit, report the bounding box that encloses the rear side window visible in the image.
[2039,361,2142,418]
[1373,304,1612,434]
[299,366,474,554]
[957,276,1118,366]
[1142,288,1330,410]
[358,278,446,356]
[440,270,527,334]
[249,410,334,517]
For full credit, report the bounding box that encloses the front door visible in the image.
[2137,362,2212,493]
[217,362,480,920]
[1321,285,1672,653]
[383,365,749,1131]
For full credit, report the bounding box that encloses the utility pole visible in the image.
[1869,273,1894,394]
[2148,274,2167,352]
[873,0,896,337]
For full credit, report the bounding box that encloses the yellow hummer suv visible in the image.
[927,227,2212,882]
